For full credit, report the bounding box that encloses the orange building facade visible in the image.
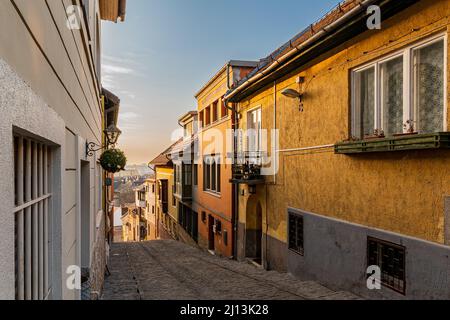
[195,61,257,257]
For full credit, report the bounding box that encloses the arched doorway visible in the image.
[245,197,263,265]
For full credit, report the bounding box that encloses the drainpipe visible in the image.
[264,81,277,268]
[224,62,239,259]
[226,62,231,90]
[147,163,159,239]
[224,0,377,102]
[224,97,239,259]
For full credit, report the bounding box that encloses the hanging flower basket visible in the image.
[99,149,127,173]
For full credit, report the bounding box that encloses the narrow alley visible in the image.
[101,240,359,300]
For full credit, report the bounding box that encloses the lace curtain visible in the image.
[414,40,445,133]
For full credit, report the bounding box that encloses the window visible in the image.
[352,36,446,139]
[193,164,198,186]
[367,237,406,294]
[14,135,53,300]
[288,212,304,256]
[199,111,204,129]
[178,204,198,242]
[184,121,193,138]
[221,98,228,118]
[203,155,221,194]
[160,180,168,214]
[184,164,192,187]
[212,101,218,122]
[247,107,262,164]
[216,162,221,193]
[152,206,155,214]
[205,106,211,126]
[174,164,181,196]
[172,185,176,207]
[152,184,155,194]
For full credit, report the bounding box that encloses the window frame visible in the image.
[288,211,304,256]
[221,97,228,118]
[203,155,221,195]
[351,33,447,138]
[367,237,406,295]
[193,164,198,186]
[246,106,263,161]
[212,101,219,123]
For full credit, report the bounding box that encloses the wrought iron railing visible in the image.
[232,151,266,182]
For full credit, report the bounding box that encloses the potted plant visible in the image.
[99,149,127,173]
[364,129,385,140]
[393,120,419,137]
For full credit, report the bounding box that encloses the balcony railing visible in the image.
[231,151,266,185]
[136,200,146,208]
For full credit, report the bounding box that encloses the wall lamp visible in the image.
[281,88,304,112]
[86,124,122,157]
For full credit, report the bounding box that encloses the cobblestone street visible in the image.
[102,240,359,300]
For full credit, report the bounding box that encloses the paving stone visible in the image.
[101,240,358,300]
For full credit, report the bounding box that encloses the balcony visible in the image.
[335,132,450,154]
[231,152,265,185]
[136,200,147,208]
[174,163,193,202]
[175,182,192,202]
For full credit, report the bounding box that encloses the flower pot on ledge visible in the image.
[392,132,419,138]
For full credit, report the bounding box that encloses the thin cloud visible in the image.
[118,90,137,100]
[120,112,139,120]
[102,64,135,75]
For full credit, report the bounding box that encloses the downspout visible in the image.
[265,80,277,268]
[224,96,239,259]
[226,62,231,90]
[147,163,158,238]
[224,0,377,102]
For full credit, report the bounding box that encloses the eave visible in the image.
[226,0,419,102]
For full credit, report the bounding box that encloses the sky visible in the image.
[102,0,339,165]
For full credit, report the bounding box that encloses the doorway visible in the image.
[208,215,215,252]
[80,161,91,271]
[245,199,262,265]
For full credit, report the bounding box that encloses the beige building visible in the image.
[150,142,180,240]
[226,0,450,300]
[0,0,126,300]
[133,179,157,241]
[121,205,140,242]
[143,178,157,240]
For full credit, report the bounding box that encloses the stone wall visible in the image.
[88,212,107,300]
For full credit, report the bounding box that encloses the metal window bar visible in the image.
[367,237,406,294]
[14,136,52,300]
[288,213,304,256]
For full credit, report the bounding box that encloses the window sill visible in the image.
[204,190,222,199]
[335,132,450,154]
[289,248,304,257]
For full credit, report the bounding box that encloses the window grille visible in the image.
[14,136,52,300]
[288,212,304,256]
[367,237,406,294]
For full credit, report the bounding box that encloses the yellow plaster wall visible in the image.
[238,0,450,245]
[156,166,177,223]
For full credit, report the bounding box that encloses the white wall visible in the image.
[0,0,104,300]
